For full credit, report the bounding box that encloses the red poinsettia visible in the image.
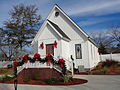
[59,64,64,68]
[36,59,39,61]
[58,59,65,63]
[23,54,29,60]
[14,61,18,65]
[25,60,28,63]
[46,53,51,66]
[34,53,40,58]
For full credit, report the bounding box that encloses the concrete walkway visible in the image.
[0,75,120,90]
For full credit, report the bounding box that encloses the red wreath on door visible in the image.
[40,42,44,49]
[54,41,58,48]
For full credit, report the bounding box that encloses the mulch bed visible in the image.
[74,66,120,75]
[0,78,88,86]
[90,66,120,75]
[0,68,88,85]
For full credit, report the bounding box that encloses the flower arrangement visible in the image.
[14,53,67,75]
[58,59,65,63]
[34,53,40,58]
[23,54,29,60]
[58,59,65,68]
[58,59,66,74]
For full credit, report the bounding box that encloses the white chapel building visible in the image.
[31,4,100,70]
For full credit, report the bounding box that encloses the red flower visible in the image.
[25,60,28,63]
[46,56,51,62]
[36,59,39,61]
[58,59,65,63]
[47,59,51,62]
[34,53,40,58]
[46,53,52,63]
[59,64,64,68]
[23,54,29,60]
[14,61,18,65]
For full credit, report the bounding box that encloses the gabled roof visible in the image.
[47,20,71,41]
[32,4,98,47]
[52,4,98,47]
[47,4,89,37]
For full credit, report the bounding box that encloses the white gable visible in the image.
[32,4,97,47]
[32,5,87,44]
[48,8,86,40]
[38,23,60,40]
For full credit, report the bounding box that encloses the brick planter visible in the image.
[18,68,62,80]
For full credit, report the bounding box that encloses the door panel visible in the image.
[46,44,54,56]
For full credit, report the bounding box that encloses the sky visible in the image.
[0,0,120,34]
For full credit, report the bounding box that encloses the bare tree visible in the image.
[0,28,18,60]
[91,24,120,54]
[109,25,120,47]
[91,31,114,46]
[91,31,114,54]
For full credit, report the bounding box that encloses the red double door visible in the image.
[46,44,54,56]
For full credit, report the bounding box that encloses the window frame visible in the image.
[75,44,82,59]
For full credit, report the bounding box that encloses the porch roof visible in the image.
[47,19,71,41]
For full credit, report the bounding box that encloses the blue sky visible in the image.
[0,0,120,34]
